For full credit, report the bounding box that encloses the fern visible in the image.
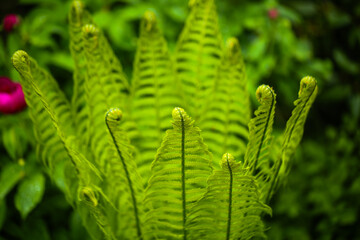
[144,107,212,240]
[11,0,319,239]
[131,11,181,183]
[175,0,222,120]
[200,38,251,162]
[187,153,271,240]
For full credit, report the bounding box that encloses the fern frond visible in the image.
[280,76,318,174]
[12,51,116,239]
[200,38,251,162]
[175,0,222,120]
[69,0,93,144]
[11,50,73,189]
[131,11,181,183]
[144,107,213,240]
[187,153,271,240]
[105,109,145,240]
[82,24,135,171]
[244,85,276,175]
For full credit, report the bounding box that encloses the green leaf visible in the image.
[15,173,46,219]
[0,163,24,200]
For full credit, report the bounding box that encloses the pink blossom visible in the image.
[268,8,279,20]
[0,77,26,114]
[3,14,20,32]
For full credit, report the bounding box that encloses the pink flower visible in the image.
[3,14,20,32]
[268,8,279,20]
[0,77,26,114]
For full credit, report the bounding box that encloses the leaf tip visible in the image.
[143,10,157,32]
[299,76,317,97]
[12,50,30,72]
[82,24,99,40]
[69,0,85,24]
[256,85,275,105]
[225,37,241,62]
[220,153,236,169]
[105,108,123,123]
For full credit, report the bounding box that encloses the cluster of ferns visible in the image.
[11,0,318,239]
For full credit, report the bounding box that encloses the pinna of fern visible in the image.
[10,0,318,239]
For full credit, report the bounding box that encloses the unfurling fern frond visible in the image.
[175,0,222,120]
[144,107,213,240]
[11,50,73,190]
[12,50,115,239]
[200,38,250,162]
[82,24,134,171]
[131,11,181,183]
[244,85,276,174]
[69,0,93,144]
[187,153,271,240]
[105,109,145,240]
[280,76,318,176]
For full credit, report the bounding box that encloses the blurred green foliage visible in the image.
[0,0,359,239]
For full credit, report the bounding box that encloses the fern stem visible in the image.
[226,154,233,240]
[178,108,187,240]
[252,87,275,173]
[105,118,143,240]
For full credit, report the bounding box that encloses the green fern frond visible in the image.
[144,107,213,240]
[11,50,73,189]
[11,51,116,240]
[175,0,223,120]
[105,109,145,240]
[82,24,135,171]
[69,0,93,144]
[280,76,318,175]
[244,85,276,175]
[187,153,271,240]
[200,38,250,162]
[131,11,181,183]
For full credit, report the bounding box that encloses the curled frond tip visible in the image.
[143,10,157,32]
[220,153,235,169]
[12,50,30,71]
[82,24,99,39]
[299,76,317,97]
[105,108,123,123]
[256,85,275,105]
